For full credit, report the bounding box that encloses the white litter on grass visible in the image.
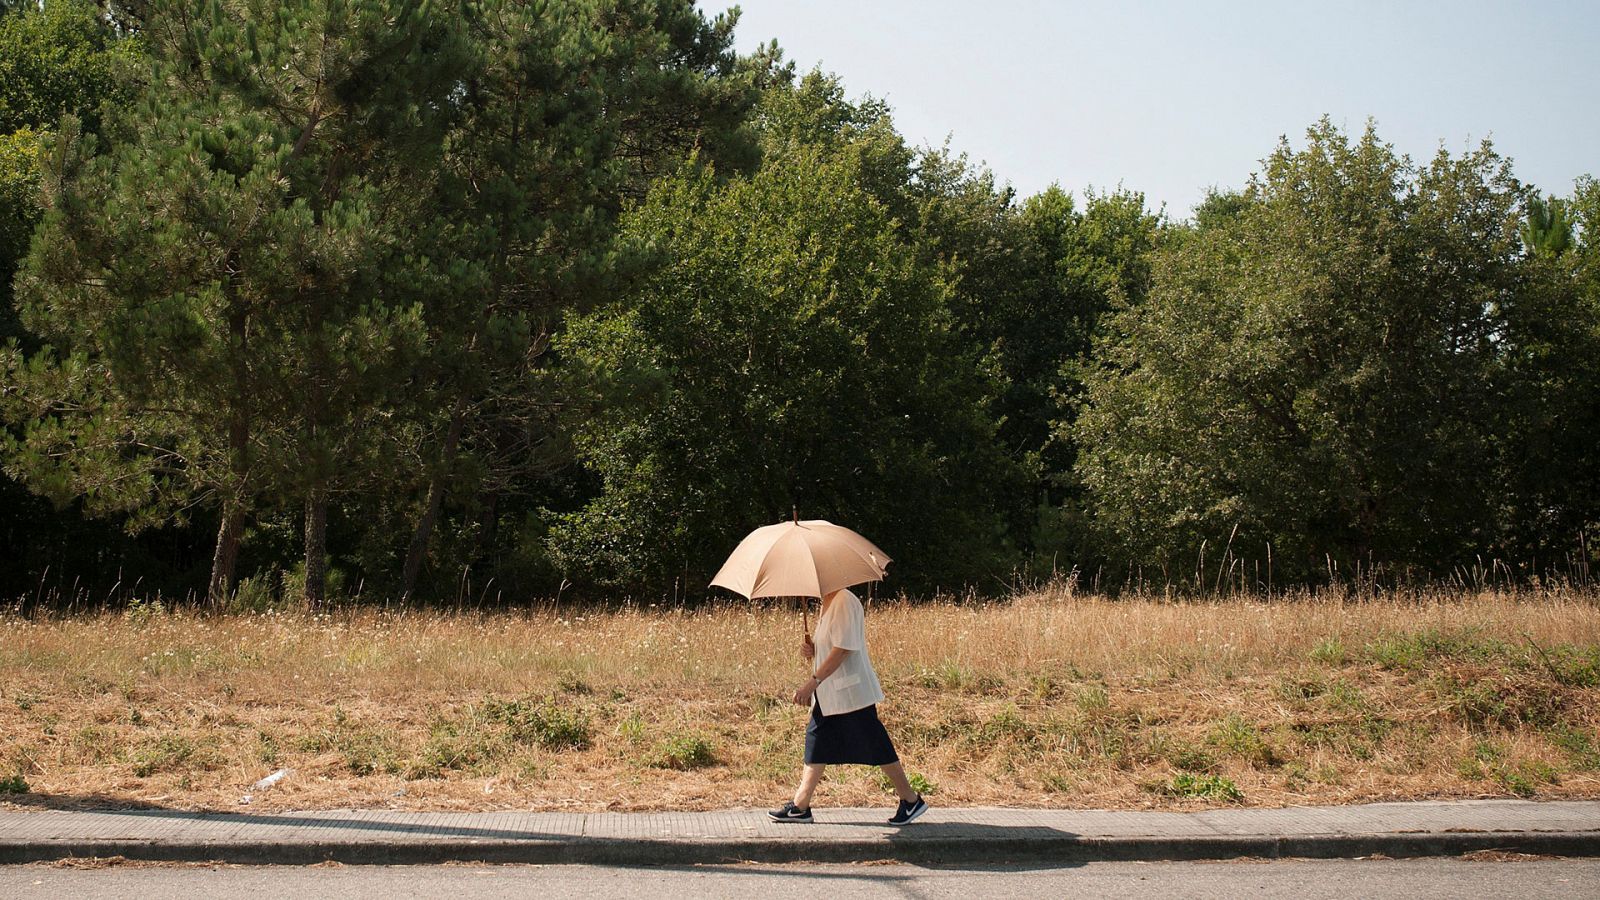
[252,768,292,790]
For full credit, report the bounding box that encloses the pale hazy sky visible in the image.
[728,1,1600,220]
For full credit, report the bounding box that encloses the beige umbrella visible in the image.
[710,515,891,632]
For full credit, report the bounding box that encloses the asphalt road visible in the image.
[4,857,1597,899]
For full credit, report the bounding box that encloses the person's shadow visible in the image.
[801,812,1088,869]
[3,793,1086,867]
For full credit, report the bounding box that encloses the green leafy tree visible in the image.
[1498,177,1600,568]
[1024,188,1163,568]
[754,70,917,223]
[0,1,146,601]
[753,74,1165,572]
[1189,188,1250,232]
[0,0,140,137]
[1072,120,1523,584]
[917,178,1161,569]
[1023,188,1161,465]
[0,0,141,340]
[0,127,41,343]
[5,0,472,605]
[391,0,773,600]
[552,148,1022,593]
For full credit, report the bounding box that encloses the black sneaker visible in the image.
[888,794,927,826]
[768,801,813,823]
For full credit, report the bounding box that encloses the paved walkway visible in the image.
[2,800,1598,865]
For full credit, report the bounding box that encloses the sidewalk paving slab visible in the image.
[1,800,1597,866]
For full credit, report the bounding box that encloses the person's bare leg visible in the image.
[792,764,826,809]
[880,761,918,802]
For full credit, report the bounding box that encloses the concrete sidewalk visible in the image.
[2,800,1598,866]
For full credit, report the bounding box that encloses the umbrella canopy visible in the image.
[710,519,891,600]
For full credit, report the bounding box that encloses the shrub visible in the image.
[1167,744,1216,773]
[615,712,647,743]
[405,696,591,778]
[0,774,27,794]
[129,735,194,777]
[1210,714,1280,767]
[1154,773,1242,801]
[279,563,348,607]
[122,596,165,626]
[1366,628,1507,671]
[1074,685,1111,718]
[1028,674,1066,701]
[1435,673,1565,729]
[1325,679,1368,712]
[915,662,1001,692]
[339,730,400,776]
[651,733,716,770]
[1550,724,1600,770]
[972,706,1033,747]
[228,573,283,613]
[1310,638,1346,665]
[879,770,938,795]
[480,697,591,751]
[1541,645,1600,688]
[1458,740,1557,798]
[1041,772,1075,792]
[255,730,280,766]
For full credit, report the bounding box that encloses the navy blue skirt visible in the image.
[804,703,899,766]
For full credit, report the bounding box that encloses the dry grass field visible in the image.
[3,586,1600,814]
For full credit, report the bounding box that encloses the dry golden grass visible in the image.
[3,586,1599,813]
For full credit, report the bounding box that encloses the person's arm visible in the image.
[794,646,850,706]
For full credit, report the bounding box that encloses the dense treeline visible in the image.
[1,1,1595,606]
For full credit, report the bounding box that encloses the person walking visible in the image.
[768,587,927,825]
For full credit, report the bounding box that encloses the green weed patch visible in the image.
[1152,772,1242,801]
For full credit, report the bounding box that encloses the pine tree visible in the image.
[7,0,473,604]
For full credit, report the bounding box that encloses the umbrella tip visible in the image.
[792,506,798,525]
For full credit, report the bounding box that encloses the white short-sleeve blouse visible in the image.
[812,589,886,715]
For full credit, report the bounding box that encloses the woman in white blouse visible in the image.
[767,587,927,825]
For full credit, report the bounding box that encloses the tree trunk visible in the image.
[210,290,250,607]
[304,488,328,609]
[399,93,520,603]
[400,397,468,602]
[475,488,500,565]
[208,505,243,607]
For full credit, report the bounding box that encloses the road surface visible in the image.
[3,857,1596,899]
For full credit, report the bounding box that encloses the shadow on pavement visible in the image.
[3,794,1091,868]
[2,794,571,843]
[880,821,1090,869]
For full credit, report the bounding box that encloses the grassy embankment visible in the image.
[2,587,1599,812]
